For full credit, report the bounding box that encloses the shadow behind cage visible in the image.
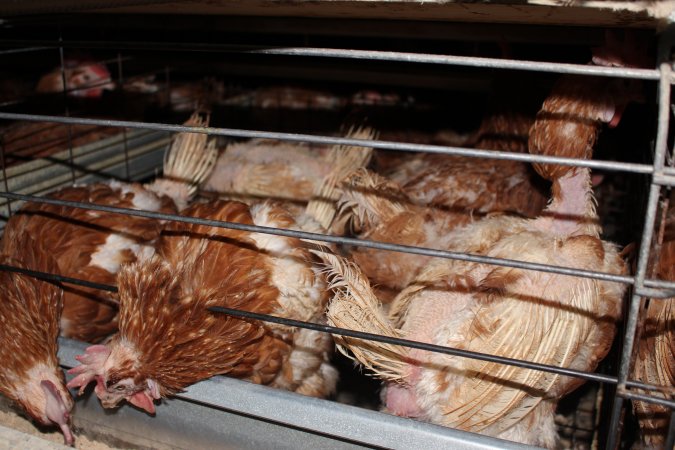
[0,7,675,450]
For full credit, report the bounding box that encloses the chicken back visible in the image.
[2,182,176,343]
[0,111,217,343]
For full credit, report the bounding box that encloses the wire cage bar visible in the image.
[0,11,674,449]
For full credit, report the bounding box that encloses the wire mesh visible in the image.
[57,28,81,186]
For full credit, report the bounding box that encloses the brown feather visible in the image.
[529,75,617,181]
[0,233,73,429]
[110,200,288,395]
[633,201,675,448]
[2,182,175,342]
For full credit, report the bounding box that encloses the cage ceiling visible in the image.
[0,0,673,28]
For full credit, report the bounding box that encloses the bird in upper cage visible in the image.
[36,58,115,98]
[1,111,217,343]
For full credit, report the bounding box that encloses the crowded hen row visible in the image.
[0,111,378,446]
[0,42,668,449]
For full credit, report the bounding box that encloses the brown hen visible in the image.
[0,233,73,445]
[1,111,217,343]
[66,199,337,413]
[633,197,675,449]
[3,182,176,343]
[335,106,548,301]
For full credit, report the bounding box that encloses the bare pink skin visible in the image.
[385,383,424,418]
[41,380,73,446]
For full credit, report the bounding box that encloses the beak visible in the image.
[127,390,157,414]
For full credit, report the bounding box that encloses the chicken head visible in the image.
[36,59,115,98]
[67,343,161,414]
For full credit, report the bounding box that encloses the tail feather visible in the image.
[305,126,378,231]
[164,111,218,195]
[310,248,408,383]
[149,111,218,209]
[335,168,408,234]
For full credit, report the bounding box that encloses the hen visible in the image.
[63,121,382,411]
[61,122,380,411]
[66,199,338,412]
[318,71,635,447]
[201,126,377,207]
[1,112,217,343]
[0,233,73,445]
[36,58,115,98]
[370,74,549,220]
[632,197,675,449]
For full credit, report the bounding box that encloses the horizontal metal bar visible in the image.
[617,389,675,410]
[57,78,115,96]
[0,39,660,80]
[0,46,51,55]
[208,306,675,410]
[0,259,669,400]
[0,263,117,292]
[2,190,675,294]
[627,379,675,396]
[653,172,675,186]
[251,48,659,81]
[634,286,675,299]
[628,279,675,294]
[0,112,657,175]
[210,305,615,382]
[0,191,649,288]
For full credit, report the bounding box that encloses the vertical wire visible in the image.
[605,63,672,450]
[165,65,172,108]
[665,410,675,450]
[117,52,131,180]
[58,27,76,184]
[0,134,11,218]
